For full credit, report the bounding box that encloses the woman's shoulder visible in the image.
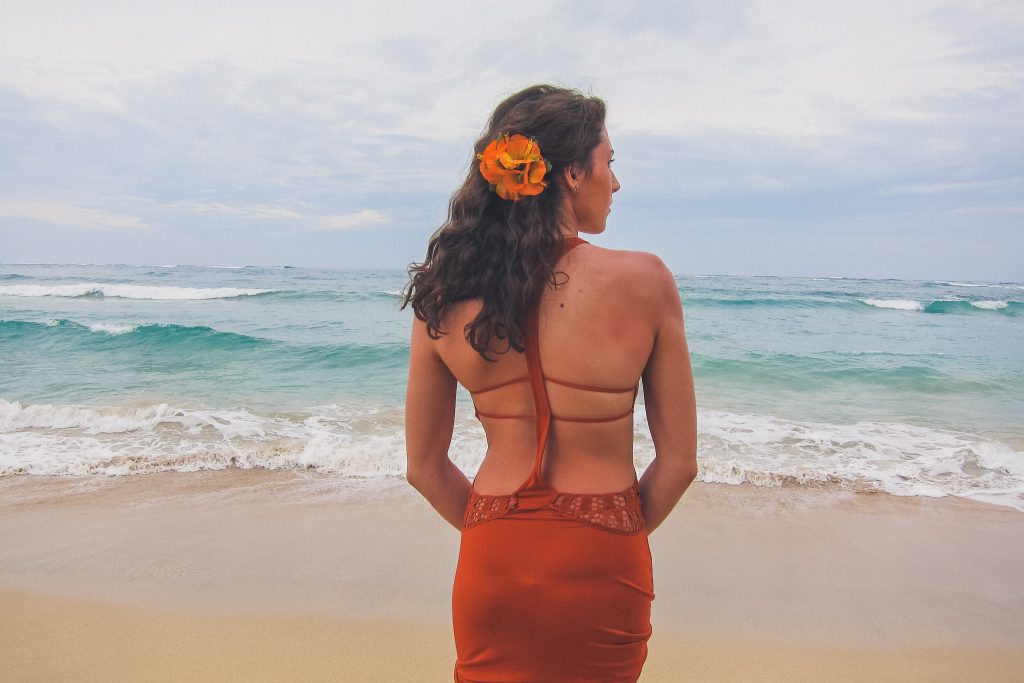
[581,244,676,298]
[583,242,669,268]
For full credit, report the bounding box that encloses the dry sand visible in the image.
[1,470,1021,681]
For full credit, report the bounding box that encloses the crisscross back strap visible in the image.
[522,235,587,482]
[524,294,552,482]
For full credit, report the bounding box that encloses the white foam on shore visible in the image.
[0,284,276,300]
[691,410,1024,508]
[1,399,1022,511]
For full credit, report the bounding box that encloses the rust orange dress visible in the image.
[452,236,655,683]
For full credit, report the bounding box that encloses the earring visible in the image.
[572,185,580,193]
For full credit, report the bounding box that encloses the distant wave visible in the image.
[0,318,408,368]
[692,352,1004,394]
[860,298,923,310]
[267,289,405,304]
[15,282,1015,313]
[1,318,273,349]
[925,299,1019,314]
[87,322,138,336]
[935,281,1024,290]
[0,283,278,300]
[687,296,1021,315]
[859,298,1021,315]
[691,296,835,309]
[2,400,1020,511]
[967,300,1008,310]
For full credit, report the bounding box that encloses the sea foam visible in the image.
[2,399,1021,511]
[87,322,139,335]
[971,300,1008,310]
[0,283,276,300]
[861,298,924,311]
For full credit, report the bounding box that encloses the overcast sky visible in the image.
[1,0,1021,280]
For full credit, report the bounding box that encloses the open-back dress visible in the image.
[452,236,655,683]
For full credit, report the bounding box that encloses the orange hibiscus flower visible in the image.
[477,134,551,201]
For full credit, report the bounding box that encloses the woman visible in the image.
[403,84,697,682]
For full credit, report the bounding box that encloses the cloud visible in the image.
[881,177,1024,195]
[316,209,387,231]
[0,1,1020,278]
[0,200,148,230]
[4,1,1018,145]
[948,204,1024,216]
[175,201,302,219]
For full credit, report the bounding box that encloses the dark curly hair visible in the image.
[400,84,607,361]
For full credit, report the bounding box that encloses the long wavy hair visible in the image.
[401,84,607,361]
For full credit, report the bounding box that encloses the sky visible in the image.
[0,0,1021,280]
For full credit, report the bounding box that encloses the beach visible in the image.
[2,470,1022,681]
[4,0,1022,677]
[2,264,1022,679]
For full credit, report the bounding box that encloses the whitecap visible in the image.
[860,298,924,311]
[87,322,139,335]
[971,300,1008,310]
[0,283,277,300]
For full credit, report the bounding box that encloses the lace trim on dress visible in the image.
[550,483,646,535]
[462,484,646,535]
[464,491,519,528]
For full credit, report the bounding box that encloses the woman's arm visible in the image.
[637,256,698,533]
[404,316,472,530]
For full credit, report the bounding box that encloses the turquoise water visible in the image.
[1,263,1022,509]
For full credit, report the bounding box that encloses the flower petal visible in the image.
[527,160,547,184]
[478,134,548,201]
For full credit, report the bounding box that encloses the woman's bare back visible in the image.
[432,242,666,495]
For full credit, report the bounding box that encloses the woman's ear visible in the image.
[560,163,582,193]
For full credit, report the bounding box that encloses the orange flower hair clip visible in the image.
[477,133,552,201]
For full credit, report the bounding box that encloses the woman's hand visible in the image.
[405,316,472,530]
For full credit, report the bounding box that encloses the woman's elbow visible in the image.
[405,455,442,492]
[404,466,419,489]
[682,458,698,486]
[405,462,430,492]
[674,454,698,488]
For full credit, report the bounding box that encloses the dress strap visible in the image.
[523,304,551,483]
[521,235,587,486]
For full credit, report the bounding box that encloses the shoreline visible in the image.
[1,470,1022,679]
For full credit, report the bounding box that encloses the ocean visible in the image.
[1,262,1022,510]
